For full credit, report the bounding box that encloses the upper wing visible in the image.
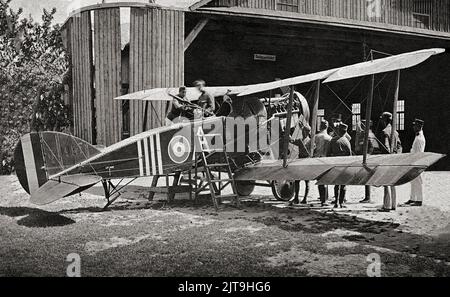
[115,86,249,102]
[236,69,338,97]
[323,48,445,83]
[115,48,445,101]
[234,153,444,187]
[239,48,444,96]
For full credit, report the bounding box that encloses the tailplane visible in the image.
[30,175,102,205]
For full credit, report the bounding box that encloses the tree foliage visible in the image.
[0,0,71,174]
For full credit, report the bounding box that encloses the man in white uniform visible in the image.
[405,119,426,207]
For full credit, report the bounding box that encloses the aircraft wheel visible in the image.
[271,180,296,201]
[234,180,255,197]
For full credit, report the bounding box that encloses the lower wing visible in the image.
[234,153,444,187]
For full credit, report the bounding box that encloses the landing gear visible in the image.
[102,178,137,209]
[234,180,256,197]
[271,180,296,201]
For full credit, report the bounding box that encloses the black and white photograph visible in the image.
[1,0,450,288]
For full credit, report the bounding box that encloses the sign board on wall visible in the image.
[254,54,276,62]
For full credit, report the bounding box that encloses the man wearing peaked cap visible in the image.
[328,122,352,208]
[314,120,332,206]
[289,123,312,206]
[413,118,425,127]
[404,119,426,207]
[378,111,402,212]
[329,113,351,141]
[331,113,343,122]
[380,112,393,120]
[339,123,348,132]
[355,119,379,204]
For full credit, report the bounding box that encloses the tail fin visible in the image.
[14,132,100,195]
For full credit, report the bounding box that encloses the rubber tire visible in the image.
[271,180,296,201]
[235,180,256,197]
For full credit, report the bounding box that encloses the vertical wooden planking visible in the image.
[129,7,140,136]
[154,8,161,129]
[70,12,94,143]
[148,8,155,130]
[76,15,82,139]
[142,8,149,129]
[94,9,103,145]
[129,7,185,135]
[114,8,122,143]
[447,0,450,32]
[96,10,103,145]
[178,10,185,86]
[72,16,79,139]
[93,8,122,146]
[164,10,172,123]
[70,16,77,138]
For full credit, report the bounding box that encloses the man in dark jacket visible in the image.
[328,123,352,208]
[194,79,215,117]
[166,86,188,125]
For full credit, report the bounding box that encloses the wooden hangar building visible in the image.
[61,0,450,169]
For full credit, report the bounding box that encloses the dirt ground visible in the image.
[0,172,449,277]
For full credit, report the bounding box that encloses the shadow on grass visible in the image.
[0,207,75,228]
[58,194,239,215]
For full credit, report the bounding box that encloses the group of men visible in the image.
[289,112,427,211]
[167,82,427,211]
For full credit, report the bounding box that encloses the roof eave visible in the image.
[189,0,214,11]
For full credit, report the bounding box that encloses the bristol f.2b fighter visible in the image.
[14,48,446,210]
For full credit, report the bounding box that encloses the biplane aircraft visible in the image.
[14,48,446,210]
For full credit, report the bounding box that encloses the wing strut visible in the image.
[143,101,149,131]
[310,80,321,157]
[283,86,295,168]
[362,74,375,165]
[390,70,401,153]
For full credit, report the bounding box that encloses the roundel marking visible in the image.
[168,136,191,164]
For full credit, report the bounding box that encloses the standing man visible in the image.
[404,119,426,207]
[328,123,352,208]
[289,125,311,206]
[314,120,332,206]
[329,113,351,202]
[166,86,188,125]
[330,113,352,141]
[194,79,215,118]
[355,119,379,203]
[378,112,402,212]
[379,112,402,154]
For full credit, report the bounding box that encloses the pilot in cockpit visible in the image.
[166,86,188,126]
[194,79,215,118]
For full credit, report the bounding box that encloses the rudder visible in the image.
[14,132,101,195]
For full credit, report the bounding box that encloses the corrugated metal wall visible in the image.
[129,7,185,136]
[93,8,122,146]
[70,12,95,143]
